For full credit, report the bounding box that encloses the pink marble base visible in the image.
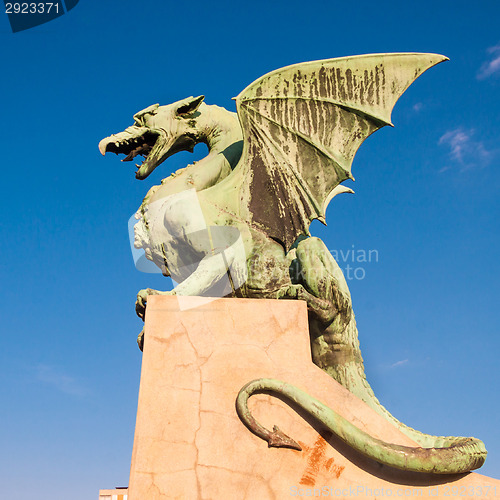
[127,296,499,499]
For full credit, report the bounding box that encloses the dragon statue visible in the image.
[99,53,487,474]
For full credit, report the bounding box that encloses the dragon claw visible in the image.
[137,327,145,351]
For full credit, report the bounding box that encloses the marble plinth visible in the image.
[126,296,499,499]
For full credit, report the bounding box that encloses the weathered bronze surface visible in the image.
[100,53,487,474]
[236,379,486,474]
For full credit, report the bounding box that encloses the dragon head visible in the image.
[99,95,205,180]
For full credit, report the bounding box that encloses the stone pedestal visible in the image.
[126,296,499,499]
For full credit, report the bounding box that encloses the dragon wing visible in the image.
[233,53,447,251]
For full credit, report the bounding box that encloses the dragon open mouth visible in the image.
[108,131,158,164]
[99,127,169,179]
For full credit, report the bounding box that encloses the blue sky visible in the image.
[0,1,498,497]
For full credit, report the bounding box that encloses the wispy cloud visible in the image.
[438,128,493,171]
[35,364,89,397]
[412,102,423,112]
[390,359,409,369]
[477,43,500,80]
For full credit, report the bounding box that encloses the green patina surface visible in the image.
[236,379,487,474]
[100,53,487,474]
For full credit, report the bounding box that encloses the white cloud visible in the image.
[438,128,492,170]
[412,102,423,112]
[477,43,500,80]
[390,359,409,369]
[438,165,452,174]
[35,364,88,397]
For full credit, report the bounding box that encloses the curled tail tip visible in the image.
[268,425,302,451]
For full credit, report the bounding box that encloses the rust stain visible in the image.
[299,434,327,486]
[298,432,345,487]
[325,457,345,479]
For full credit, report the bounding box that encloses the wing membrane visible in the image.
[235,53,447,250]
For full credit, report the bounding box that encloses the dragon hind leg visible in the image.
[285,237,482,451]
[289,237,362,380]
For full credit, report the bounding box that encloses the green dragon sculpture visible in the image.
[99,53,487,474]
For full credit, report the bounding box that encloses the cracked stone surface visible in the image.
[126,296,500,499]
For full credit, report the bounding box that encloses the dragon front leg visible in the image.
[135,288,175,351]
[135,243,240,349]
[135,287,174,320]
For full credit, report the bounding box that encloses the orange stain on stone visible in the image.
[299,432,345,486]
